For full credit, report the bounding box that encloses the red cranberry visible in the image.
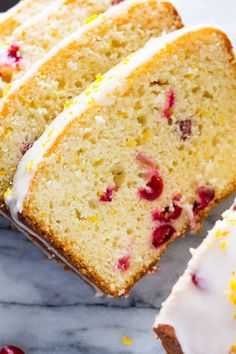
[163,90,175,120]
[100,187,115,202]
[117,255,130,271]
[191,273,204,290]
[152,203,182,222]
[152,224,176,248]
[112,0,125,4]
[7,44,22,64]
[21,141,33,155]
[139,174,164,201]
[172,193,181,202]
[233,204,236,211]
[193,186,215,214]
[178,119,192,140]
[148,265,158,274]
[0,346,25,354]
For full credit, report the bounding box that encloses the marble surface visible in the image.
[1,197,235,354]
[0,0,236,353]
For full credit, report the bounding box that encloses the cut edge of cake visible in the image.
[0,0,183,208]
[0,0,114,90]
[6,24,234,214]
[0,0,183,98]
[154,324,183,354]
[5,25,236,296]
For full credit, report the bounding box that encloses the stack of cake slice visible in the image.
[154,200,236,353]
[0,0,183,210]
[0,0,236,314]
[5,25,236,296]
[1,1,236,348]
[0,0,114,92]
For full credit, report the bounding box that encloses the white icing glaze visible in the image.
[5,24,219,218]
[1,0,157,101]
[154,202,236,354]
[11,0,59,36]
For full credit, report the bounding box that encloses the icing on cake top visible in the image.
[155,201,236,354]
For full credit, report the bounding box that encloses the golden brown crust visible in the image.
[15,26,236,296]
[19,182,235,297]
[3,26,236,296]
[162,1,184,30]
[154,324,184,354]
[19,208,163,296]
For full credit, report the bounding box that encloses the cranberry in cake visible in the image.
[6,26,236,296]
[0,0,183,208]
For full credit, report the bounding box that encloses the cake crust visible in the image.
[154,325,184,354]
[19,189,231,296]
[6,26,236,297]
[1,190,231,297]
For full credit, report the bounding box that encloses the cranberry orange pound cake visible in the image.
[6,26,236,296]
[0,0,113,86]
[154,201,236,354]
[0,0,55,40]
[0,0,183,209]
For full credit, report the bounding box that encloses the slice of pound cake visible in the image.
[6,26,236,296]
[0,0,183,209]
[154,201,236,354]
[0,0,55,40]
[0,0,113,85]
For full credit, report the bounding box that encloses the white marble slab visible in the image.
[0,0,236,353]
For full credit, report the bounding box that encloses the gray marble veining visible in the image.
[0,0,236,352]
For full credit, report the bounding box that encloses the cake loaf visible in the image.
[154,200,236,354]
[0,0,183,209]
[6,26,236,296]
[0,0,55,40]
[0,0,113,87]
